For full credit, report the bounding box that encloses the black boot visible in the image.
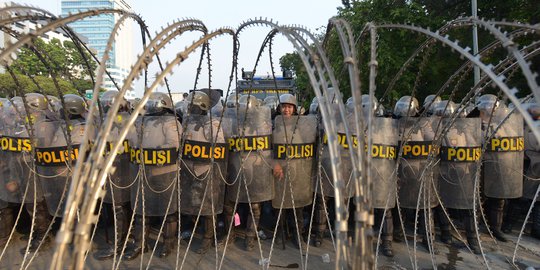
[22,202,50,254]
[380,208,394,257]
[245,203,261,251]
[0,207,13,247]
[310,195,327,247]
[124,215,148,261]
[381,240,394,257]
[487,198,507,242]
[222,200,237,243]
[196,216,215,254]
[95,204,128,260]
[437,206,453,245]
[531,203,540,240]
[420,210,438,254]
[502,198,518,234]
[463,210,481,254]
[290,208,305,250]
[158,214,178,258]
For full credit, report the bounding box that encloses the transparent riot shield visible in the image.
[130,115,180,216]
[36,119,85,217]
[397,117,439,209]
[180,115,227,216]
[371,117,398,209]
[523,125,539,201]
[438,118,482,209]
[317,104,354,198]
[272,115,317,209]
[225,105,274,203]
[103,112,133,204]
[483,113,524,199]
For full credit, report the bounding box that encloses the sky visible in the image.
[11,0,342,97]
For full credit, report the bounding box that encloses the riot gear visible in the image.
[423,95,441,116]
[226,94,239,108]
[63,94,87,117]
[186,90,211,112]
[433,100,457,117]
[100,90,129,113]
[144,92,174,115]
[263,96,279,112]
[361,94,378,117]
[394,96,419,117]
[279,93,297,108]
[238,95,258,109]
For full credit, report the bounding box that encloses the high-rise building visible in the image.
[61,0,135,99]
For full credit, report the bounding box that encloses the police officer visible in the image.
[179,91,227,254]
[272,93,317,249]
[94,90,134,260]
[478,94,523,243]
[520,103,540,240]
[435,100,481,253]
[124,92,181,259]
[0,98,14,247]
[394,96,439,252]
[223,95,273,251]
[421,95,442,116]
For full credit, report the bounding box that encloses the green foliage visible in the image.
[4,37,97,97]
[280,0,539,109]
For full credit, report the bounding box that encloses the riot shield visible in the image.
[103,112,133,204]
[438,118,482,209]
[180,115,227,216]
[130,115,181,216]
[371,117,399,209]
[272,115,317,209]
[397,117,439,209]
[483,113,524,199]
[316,104,354,198]
[523,125,539,201]
[225,105,274,203]
[36,119,84,217]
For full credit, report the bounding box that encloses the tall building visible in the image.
[61,0,135,99]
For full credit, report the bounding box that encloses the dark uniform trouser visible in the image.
[486,197,505,234]
[0,207,13,246]
[374,208,393,242]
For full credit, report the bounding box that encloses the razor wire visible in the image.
[1,6,540,270]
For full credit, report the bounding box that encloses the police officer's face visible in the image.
[280,103,295,117]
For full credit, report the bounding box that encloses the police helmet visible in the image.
[433,100,457,117]
[476,94,500,114]
[186,91,210,112]
[279,93,297,107]
[239,95,259,108]
[100,90,128,113]
[528,103,540,120]
[25,93,48,111]
[361,94,379,114]
[225,94,239,108]
[393,96,419,117]
[263,96,279,111]
[145,92,174,115]
[63,94,88,116]
[423,95,441,115]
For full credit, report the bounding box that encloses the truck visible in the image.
[235,69,296,100]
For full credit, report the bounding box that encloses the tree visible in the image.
[11,37,97,81]
[0,73,79,97]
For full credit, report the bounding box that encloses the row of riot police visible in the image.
[1,89,539,261]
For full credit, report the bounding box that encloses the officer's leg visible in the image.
[222,199,237,242]
[436,205,453,244]
[0,206,13,248]
[23,202,50,252]
[158,213,177,258]
[502,198,519,233]
[290,207,305,249]
[196,216,215,254]
[310,194,327,247]
[531,201,540,239]
[419,208,438,254]
[378,208,394,257]
[244,202,261,251]
[486,197,507,242]
[463,209,481,254]
[124,215,148,260]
